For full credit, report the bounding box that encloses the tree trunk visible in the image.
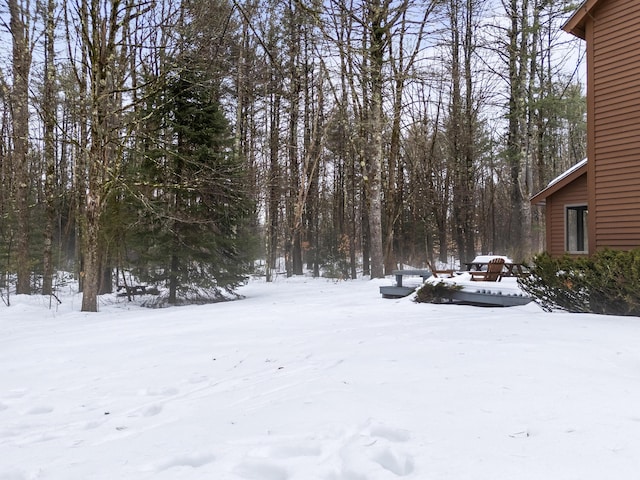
[505,0,529,260]
[169,247,179,304]
[9,0,32,295]
[80,195,100,312]
[42,0,56,296]
[366,0,386,279]
[78,0,131,311]
[266,87,281,282]
[286,1,304,276]
[462,0,477,263]
[449,0,476,264]
[361,187,370,276]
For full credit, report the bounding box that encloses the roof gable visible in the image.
[530,159,588,206]
[562,0,605,39]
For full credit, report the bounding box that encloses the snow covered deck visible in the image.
[379,269,433,298]
[381,271,532,307]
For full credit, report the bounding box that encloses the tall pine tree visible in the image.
[125,61,254,304]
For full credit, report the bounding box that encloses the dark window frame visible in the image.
[566,204,588,254]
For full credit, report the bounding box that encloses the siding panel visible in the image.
[594,51,640,72]
[593,84,640,104]
[592,0,640,251]
[593,0,640,29]
[596,101,640,119]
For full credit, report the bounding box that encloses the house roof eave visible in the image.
[530,159,588,206]
[562,0,604,39]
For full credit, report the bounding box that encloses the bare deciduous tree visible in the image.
[8,0,33,294]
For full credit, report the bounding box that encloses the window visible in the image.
[566,205,588,253]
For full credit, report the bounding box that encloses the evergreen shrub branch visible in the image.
[414,281,462,304]
[518,249,640,316]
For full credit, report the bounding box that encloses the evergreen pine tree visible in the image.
[125,61,255,305]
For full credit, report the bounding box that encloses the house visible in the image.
[531,0,640,256]
[531,159,588,257]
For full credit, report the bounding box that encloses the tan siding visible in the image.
[591,0,640,251]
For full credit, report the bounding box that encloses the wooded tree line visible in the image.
[0,0,585,311]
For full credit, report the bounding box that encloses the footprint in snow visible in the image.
[371,446,415,476]
[325,469,367,480]
[0,468,28,480]
[5,389,28,399]
[159,387,179,396]
[189,375,209,384]
[139,387,179,396]
[142,404,163,417]
[26,405,54,415]
[267,441,322,459]
[233,460,289,480]
[368,424,411,443]
[154,452,215,471]
[129,403,163,418]
[331,422,415,478]
[83,420,104,430]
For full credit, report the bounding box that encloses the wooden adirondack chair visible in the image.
[469,257,505,282]
[426,261,455,278]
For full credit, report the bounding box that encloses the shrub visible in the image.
[585,249,640,316]
[517,253,591,313]
[414,281,462,304]
[519,249,640,316]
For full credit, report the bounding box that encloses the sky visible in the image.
[2,274,640,479]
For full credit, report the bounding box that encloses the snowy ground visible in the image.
[2,275,640,479]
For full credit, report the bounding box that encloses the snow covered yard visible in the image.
[2,276,640,479]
